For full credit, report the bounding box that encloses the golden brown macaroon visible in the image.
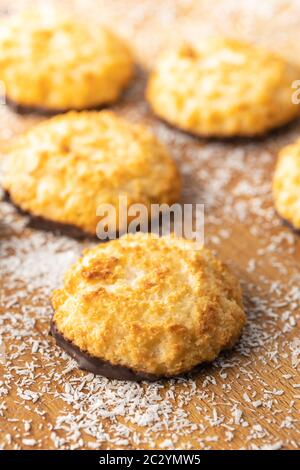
[146,38,300,137]
[0,12,133,112]
[2,111,180,236]
[51,233,246,380]
[273,139,300,230]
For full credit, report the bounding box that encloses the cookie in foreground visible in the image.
[273,138,300,231]
[146,38,300,137]
[0,13,133,113]
[2,111,180,237]
[51,233,246,380]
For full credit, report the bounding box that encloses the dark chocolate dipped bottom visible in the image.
[5,96,107,117]
[277,211,300,235]
[50,321,160,382]
[152,110,300,142]
[3,190,97,240]
[3,191,142,241]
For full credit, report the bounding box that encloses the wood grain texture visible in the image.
[0,0,300,450]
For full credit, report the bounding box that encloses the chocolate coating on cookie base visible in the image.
[3,191,142,241]
[152,111,300,141]
[3,190,97,240]
[5,96,107,117]
[278,213,300,235]
[50,321,161,382]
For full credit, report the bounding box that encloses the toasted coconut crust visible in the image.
[51,233,246,378]
[146,38,300,137]
[0,13,133,111]
[2,111,180,236]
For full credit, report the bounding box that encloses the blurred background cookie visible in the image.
[1,111,180,237]
[146,38,300,137]
[0,12,134,113]
[51,233,246,380]
[273,138,300,231]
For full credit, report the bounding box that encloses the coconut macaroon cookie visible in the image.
[0,13,133,113]
[273,139,300,230]
[51,233,246,380]
[2,111,180,236]
[146,38,300,137]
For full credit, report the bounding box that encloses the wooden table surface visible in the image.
[0,0,300,450]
